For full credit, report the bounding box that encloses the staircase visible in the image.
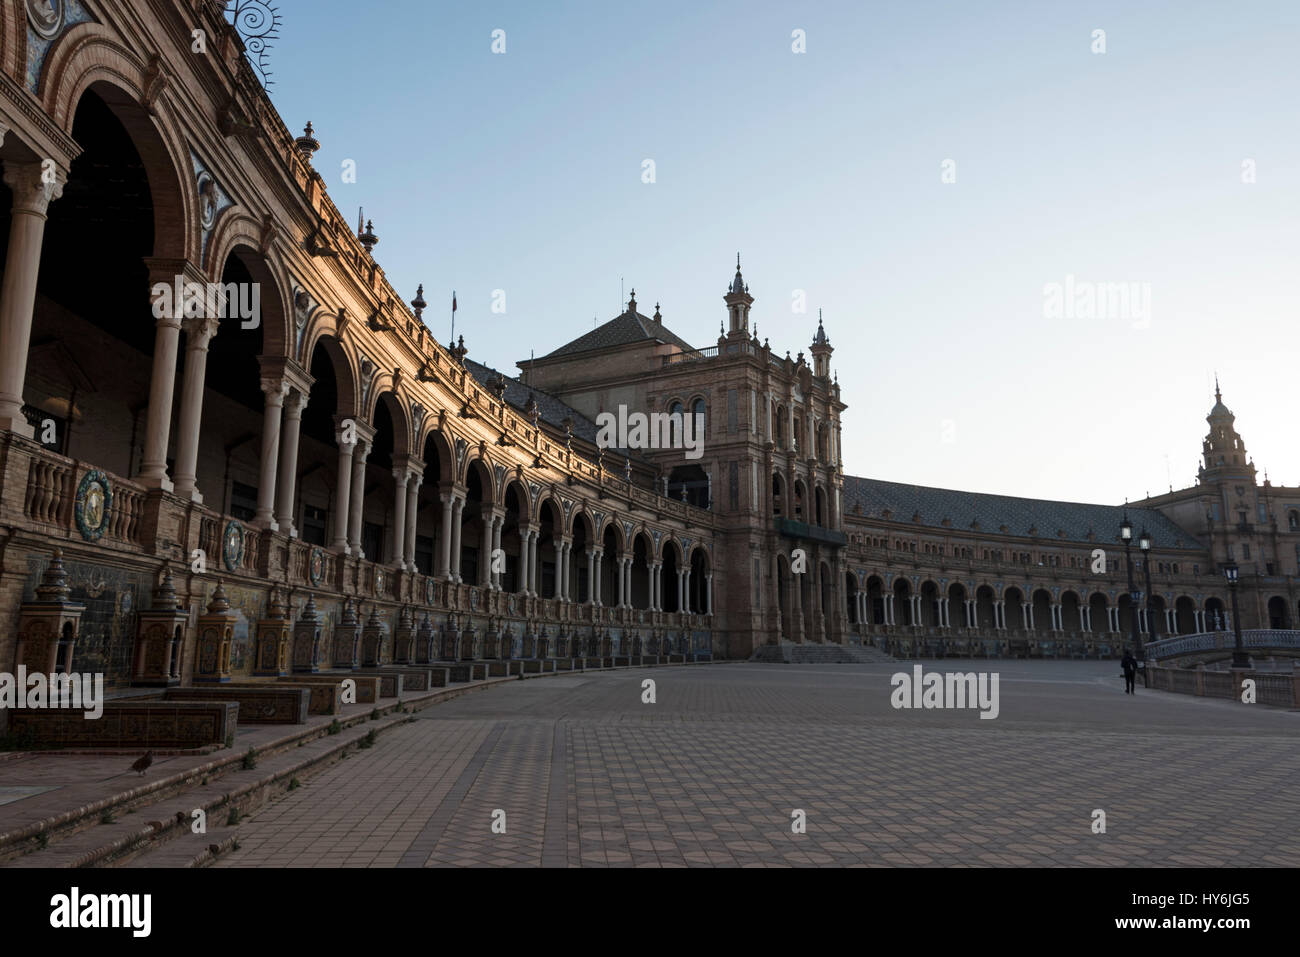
[751,642,895,664]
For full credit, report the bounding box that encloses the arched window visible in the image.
[691,399,706,440]
[1289,510,1298,531]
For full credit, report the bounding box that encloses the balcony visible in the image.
[776,518,847,547]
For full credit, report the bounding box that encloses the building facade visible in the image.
[0,1,1295,698]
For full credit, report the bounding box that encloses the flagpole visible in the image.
[450,289,456,345]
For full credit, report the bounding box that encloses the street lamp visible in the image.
[1139,529,1159,648]
[1120,515,1146,681]
[1223,562,1249,668]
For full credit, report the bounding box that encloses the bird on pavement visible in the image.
[131,750,154,776]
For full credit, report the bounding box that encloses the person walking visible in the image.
[1121,649,1138,694]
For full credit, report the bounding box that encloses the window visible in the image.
[301,505,328,546]
[1258,503,1268,524]
[1289,510,1299,531]
[230,481,258,522]
[1242,543,1251,560]
[692,399,706,441]
[1266,562,1275,576]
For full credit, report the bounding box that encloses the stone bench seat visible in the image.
[164,686,310,725]
[361,667,433,693]
[6,700,238,749]
[278,674,381,704]
[223,680,341,716]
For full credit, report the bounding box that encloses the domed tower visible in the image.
[810,310,833,378]
[1199,378,1256,484]
[724,253,753,337]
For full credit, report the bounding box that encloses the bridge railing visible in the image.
[1145,629,1300,661]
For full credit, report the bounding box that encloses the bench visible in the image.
[279,674,381,705]
[164,686,309,724]
[7,700,238,749]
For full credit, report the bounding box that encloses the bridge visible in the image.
[1144,629,1300,666]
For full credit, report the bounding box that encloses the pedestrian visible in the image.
[1121,649,1138,694]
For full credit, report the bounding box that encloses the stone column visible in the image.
[172,316,220,502]
[512,527,522,595]
[0,162,64,437]
[527,531,539,594]
[592,548,603,605]
[347,440,370,555]
[561,542,572,600]
[491,514,503,590]
[677,569,686,613]
[479,510,493,588]
[404,473,421,570]
[437,492,455,578]
[390,468,410,567]
[449,496,464,581]
[138,302,183,490]
[616,557,626,607]
[705,573,713,615]
[274,389,306,534]
[648,561,656,611]
[585,550,596,604]
[331,431,355,552]
[253,378,288,528]
[553,541,564,600]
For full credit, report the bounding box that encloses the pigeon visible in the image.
[131,750,154,776]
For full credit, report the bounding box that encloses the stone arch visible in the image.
[462,455,497,504]
[1174,595,1197,634]
[43,31,192,259]
[420,426,456,486]
[207,240,292,362]
[867,575,886,625]
[1267,595,1290,629]
[1031,588,1053,634]
[596,515,625,555]
[570,507,596,545]
[948,581,968,626]
[204,219,293,359]
[975,584,997,630]
[1088,592,1109,633]
[772,471,785,517]
[371,390,411,460]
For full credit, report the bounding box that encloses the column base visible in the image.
[277,522,298,539]
[138,470,174,493]
[0,414,34,439]
[331,541,350,555]
[173,481,204,504]
[252,515,280,532]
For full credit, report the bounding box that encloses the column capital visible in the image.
[3,160,65,216]
[260,376,291,403]
[181,313,220,347]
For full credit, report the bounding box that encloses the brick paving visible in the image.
[204,662,1300,868]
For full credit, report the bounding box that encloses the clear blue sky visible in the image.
[260,0,1300,506]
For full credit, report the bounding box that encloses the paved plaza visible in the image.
[144,661,1300,868]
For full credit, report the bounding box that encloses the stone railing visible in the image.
[1145,629,1300,662]
[1148,661,1299,708]
[21,445,144,546]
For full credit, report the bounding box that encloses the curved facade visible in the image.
[0,2,1295,695]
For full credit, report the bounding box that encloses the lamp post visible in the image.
[1223,562,1249,668]
[1121,515,1146,683]
[1139,529,1159,647]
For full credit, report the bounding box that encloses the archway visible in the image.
[1004,588,1025,631]
[1174,596,1197,635]
[893,578,912,626]
[1267,595,1290,629]
[975,585,996,630]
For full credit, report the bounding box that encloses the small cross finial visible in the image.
[736,252,741,270]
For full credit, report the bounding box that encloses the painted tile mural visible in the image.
[23,555,147,691]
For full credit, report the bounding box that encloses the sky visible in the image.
[256,0,1300,505]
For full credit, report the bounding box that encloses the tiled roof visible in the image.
[462,359,649,464]
[842,475,1203,550]
[543,309,695,359]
